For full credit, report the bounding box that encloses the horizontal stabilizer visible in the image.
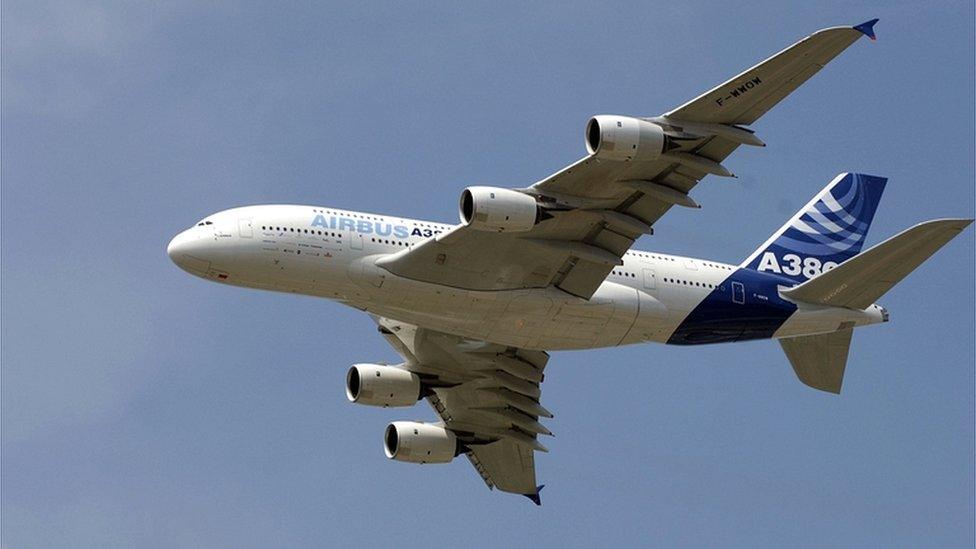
[780,326,853,394]
[781,218,973,309]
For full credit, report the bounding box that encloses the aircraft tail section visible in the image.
[780,326,854,394]
[742,173,887,285]
[779,218,971,393]
[781,218,973,309]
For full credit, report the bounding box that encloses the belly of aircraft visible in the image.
[213,245,680,350]
[354,269,675,351]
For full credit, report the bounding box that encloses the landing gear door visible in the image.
[238,218,253,239]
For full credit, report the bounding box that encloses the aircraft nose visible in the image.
[167,229,212,275]
[166,233,181,263]
[167,230,191,264]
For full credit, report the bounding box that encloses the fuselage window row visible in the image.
[262,226,342,238]
[370,237,409,247]
[663,277,717,289]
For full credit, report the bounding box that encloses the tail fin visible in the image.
[781,218,974,309]
[742,173,887,284]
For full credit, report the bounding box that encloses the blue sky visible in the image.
[2,2,973,547]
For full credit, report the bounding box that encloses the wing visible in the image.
[378,21,878,299]
[665,19,878,124]
[375,316,552,503]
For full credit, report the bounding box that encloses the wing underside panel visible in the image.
[376,317,550,498]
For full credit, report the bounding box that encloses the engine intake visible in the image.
[459,186,539,233]
[585,115,666,162]
[346,364,421,408]
[384,421,458,464]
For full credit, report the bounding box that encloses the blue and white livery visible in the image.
[743,172,887,284]
[166,20,972,505]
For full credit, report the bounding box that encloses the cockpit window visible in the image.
[195,220,215,227]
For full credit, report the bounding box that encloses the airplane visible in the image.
[166,19,972,505]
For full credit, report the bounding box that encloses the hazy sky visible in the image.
[2,2,974,547]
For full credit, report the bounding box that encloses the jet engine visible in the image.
[345,364,421,407]
[585,115,666,162]
[458,186,539,233]
[384,421,458,464]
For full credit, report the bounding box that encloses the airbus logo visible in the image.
[310,215,443,238]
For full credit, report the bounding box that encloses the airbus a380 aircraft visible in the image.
[168,20,971,504]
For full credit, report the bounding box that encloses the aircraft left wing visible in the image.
[375,316,552,503]
[377,21,878,298]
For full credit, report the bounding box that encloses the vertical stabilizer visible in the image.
[742,173,887,284]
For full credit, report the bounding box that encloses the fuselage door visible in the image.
[351,233,364,250]
[732,281,745,304]
[642,268,656,291]
[238,218,253,239]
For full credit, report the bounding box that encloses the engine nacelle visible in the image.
[384,421,458,464]
[345,364,421,408]
[459,186,538,233]
[585,115,666,162]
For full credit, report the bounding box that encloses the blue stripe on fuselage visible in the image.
[667,268,798,345]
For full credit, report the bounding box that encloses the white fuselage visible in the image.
[167,205,884,351]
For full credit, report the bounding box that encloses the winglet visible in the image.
[853,18,879,41]
[523,485,545,506]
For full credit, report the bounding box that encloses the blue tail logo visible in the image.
[742,173,887,284]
